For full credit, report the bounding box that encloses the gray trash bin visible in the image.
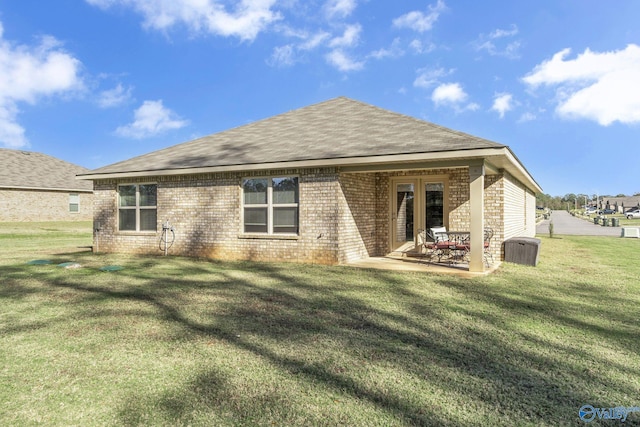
[504,237,541,266]
[611,218,620,227]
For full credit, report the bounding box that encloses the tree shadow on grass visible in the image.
[3,257,640,425]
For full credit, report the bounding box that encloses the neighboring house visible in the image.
[79,97,542,272]
[601,196,640,213]
[0,149,93,222]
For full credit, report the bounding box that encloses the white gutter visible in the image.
[0,185,93,193]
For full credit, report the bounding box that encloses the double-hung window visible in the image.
[243,177,299,234]
[118,184,157,231]
[69,194,79,213]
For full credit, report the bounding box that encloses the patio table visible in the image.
[445,231,471,264]
[432,231,470,264]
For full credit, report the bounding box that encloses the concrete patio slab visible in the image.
[345,254,501,277]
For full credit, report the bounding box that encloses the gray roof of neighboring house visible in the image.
[0,149,92,192]
[84,97,507,176]
[603,196,640,207]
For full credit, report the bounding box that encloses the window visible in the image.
[118,184,157,231]
[425,182,444,231]
[69,194,79,213]
[243,177,298,234]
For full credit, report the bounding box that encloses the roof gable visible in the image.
[0,149,92,192]
[86,97,506,176]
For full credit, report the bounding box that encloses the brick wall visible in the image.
[337,173,378,263]
[0,188,93,222]
[484,175,505,261]
[91,166,527,265]
[92,168,341,264]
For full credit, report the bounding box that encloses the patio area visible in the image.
[346,253,501,277]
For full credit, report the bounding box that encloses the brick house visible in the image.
[0,149,93,222]
[79,97,541,272]
[601,196,640,213]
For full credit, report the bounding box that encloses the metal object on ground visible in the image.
[504,237,541,266]
[621,227,640,238]
[100,265,124,272]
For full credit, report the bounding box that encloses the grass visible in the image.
[1,222,640,426]
[575,211,640,227]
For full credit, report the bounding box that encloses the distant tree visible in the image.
[616,193,627,197]
[576,194,589,207]
[536,193,564,210]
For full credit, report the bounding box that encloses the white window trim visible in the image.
[117,183,157,233]
[69,193,80,214]
[241,176,299,236]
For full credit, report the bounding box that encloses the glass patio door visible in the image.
[393,182,415,250]
[391,177,447,252]
[425,182,444,231]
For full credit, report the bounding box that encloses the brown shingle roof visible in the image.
[85,97,506,176]
[0,149,92,192]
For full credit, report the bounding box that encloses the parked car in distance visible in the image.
[598,209,617,215]
[626,211,640,219]
[584,208,597,215]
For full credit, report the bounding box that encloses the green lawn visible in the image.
[1,222,639,426]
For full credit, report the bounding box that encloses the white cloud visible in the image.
[267,44,296,67]
[299,31,331,50]
[432,82,467,104]
[393,0,446,33]
[97,83,133,108]
[431,82,478,111]
[116,100,188,139]
[518,112,536,123]
[0,103,26,149]
[329,24,361,48]
[474,24,520,59]
[86,0,281,42]
[523,44,640,125]
[409,39,436,54]
[369,38,404,60]
[325,49,364,72]
[324,0,357,19]
[0,21,83,148]
[267,23,364,72]
[491,92,513,118]
[414,67,450,89]
[489,26,518,39]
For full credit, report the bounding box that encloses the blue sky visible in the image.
[1,0,639,197]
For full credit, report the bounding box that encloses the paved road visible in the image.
[536,210,622,236]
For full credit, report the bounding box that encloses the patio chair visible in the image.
[417,228,445,263]
[427,227,455,263]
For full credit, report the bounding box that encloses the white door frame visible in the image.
[389,175,449,253]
